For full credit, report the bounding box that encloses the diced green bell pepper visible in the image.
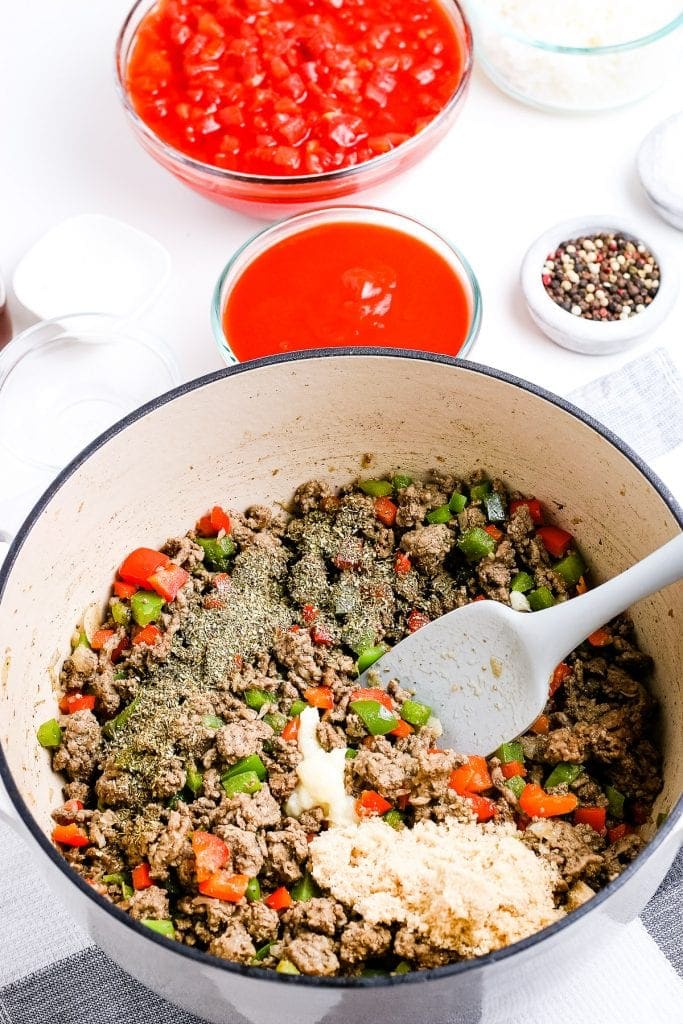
[111,600,131,627]
[289,699,306,717]
[291,872,319,902]
[224,754,267,782]
[245,689,272,711]
[469,480,491,502]
[130,590,164,627]
[426,505,452,525]
[393,961,411,975]
[263,711,287,734]
[246,878,261,902]
[553,550,587,587]
[545,762,583,789]
[383,809,405,830]
[276,959,300,975]
[350,699,399,736]
[345,748,358,760]
[485,491,506,524]
[72,630,90,650]
[142,919,175,939]
[102,873,134,900]
[359,479,393,497]
[457,527,496,561]
[505,775,526,799]
[252,942,273,963]
[392,474,412,491]
[511,571,534,593]
[656,810,669,828]
[197,535,236,572]
[37,718,62,748]
[528,586,556,611]
[497,741,524,764]
[400,699,432,727]
[201,714,224,729]
[221,771,262,797]
[356,645,386,674]
[605,785,625,819]
[185,762,203,796]
[103,696,139,739]
[448,491,468,514]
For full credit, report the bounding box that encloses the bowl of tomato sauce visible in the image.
[115,0,473,216]
[211,206,482,362]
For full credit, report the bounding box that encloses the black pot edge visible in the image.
[0,347,681,990]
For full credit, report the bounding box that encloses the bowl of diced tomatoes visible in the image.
[115,0,473,216]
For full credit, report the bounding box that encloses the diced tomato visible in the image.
[91,629,115,651]
[119,548,171,587]
[281,717,300,742]
[132,863,153,890]
[264,885,292,911]
[573,806,607,833]
[192,831,230,882]
[501,760,526,779]
[518,783,578,818]
[394,551,411,575]
[199,871,249,902]
[389,719,414,739]
[148,563,190,602]
[407,609,430,633]
[355,790,392,817]
[114,580,138,599]
[310,623,333,646]
[132,624,162,646]
[537,526,573,559]
[483,524,503,542]
[588,628,612,648]
[349,687,394,712]
[63,799,84,813]
[531,714,550,735]
[607,823,634,844]
[448,755,492,795]
[509,498,543,525]
[374,496,397,527]
[304,686,334,710]
[301,603,318,624]
[52,823,89,847]
[465,793,497,822]
[549,661,572,698]
[59,693,96,715]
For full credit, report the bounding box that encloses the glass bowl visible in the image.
[115,0,473,218]
[462,2,683,112]
[211,205,482,364]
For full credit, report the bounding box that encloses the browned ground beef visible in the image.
[45,472,662,976]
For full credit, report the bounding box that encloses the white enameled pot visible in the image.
[0,351,681,1024]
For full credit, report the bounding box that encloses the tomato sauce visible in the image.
[222,221,473,358]
[126,0,466,176]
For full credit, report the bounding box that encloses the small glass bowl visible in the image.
[115,0,473,218]
[211,205,482,364]
[462,3,683,112]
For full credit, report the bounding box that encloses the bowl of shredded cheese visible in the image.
[462,0,683,112]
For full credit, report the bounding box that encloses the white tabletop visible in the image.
[1,0,682,523]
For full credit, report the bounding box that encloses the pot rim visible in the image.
[1,347,681,989]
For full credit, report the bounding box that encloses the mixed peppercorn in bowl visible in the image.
[37,470,663,975]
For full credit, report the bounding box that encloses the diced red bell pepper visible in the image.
[537,526,573,559]
[198,871,249,902]
[576,576,588,595]
[407,609,430,633]
[573,806,607,833]
[448,755,493,795]
[483,524,503,542]
[132,624,162,646]
[607,823,634,844]
[114,580,138,599]
[509,498,543,525]
[465,793,497,822]
[301,603,318,624]
[518,783,578,818]
[588,627,612,648]
[59,693,96,714]
[148,563,190,602]
[349,687,394,712]
[119,548,171,587]
[52,823,89,847]
[472,595,486,603]
[310,622,333,646]
[91,628,115,651]
[63,799,84,813]
[192,831,230,883]
[374,496,397,527]
[531,714,550,735]
[549,661,572,698]
[629,802,649,825]
[389,719,414,739]
[355,790,392,817]
[304,686,334,710]
[264,885,292,911]
[501,760,526,779]
[132,863,153,890]
[394,551,412,575]
[197,506,232,537]
[281,717,300,742]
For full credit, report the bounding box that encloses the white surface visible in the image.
[0,0,681,516]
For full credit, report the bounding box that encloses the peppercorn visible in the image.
[542,232,660,322]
